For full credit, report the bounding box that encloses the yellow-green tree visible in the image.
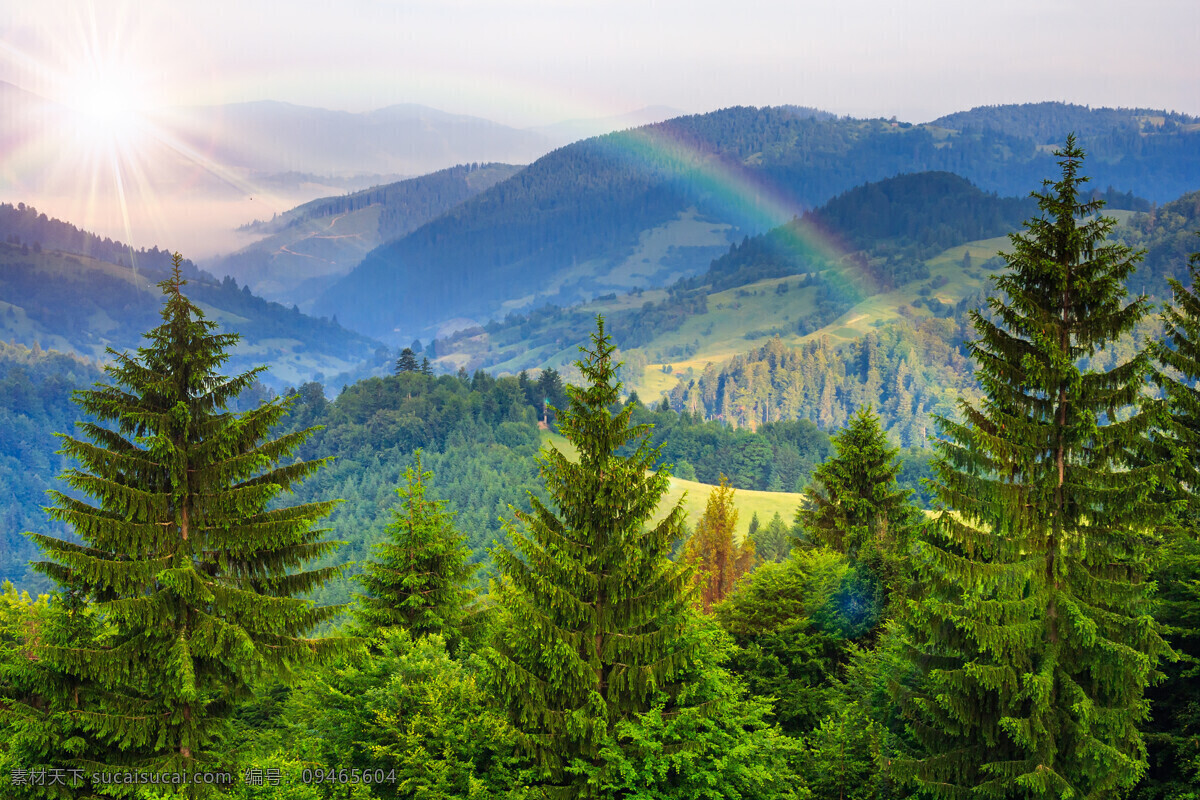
[685,474,755,611]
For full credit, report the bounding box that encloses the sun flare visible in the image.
[62,71,150,150]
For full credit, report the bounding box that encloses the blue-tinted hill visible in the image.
[316,103,1200,342]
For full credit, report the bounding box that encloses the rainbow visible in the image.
[584,118,888,304]
[4,6,880,302]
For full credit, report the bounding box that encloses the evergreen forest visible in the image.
[1,140,1199,800]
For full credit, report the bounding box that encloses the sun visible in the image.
[62,69,151,151]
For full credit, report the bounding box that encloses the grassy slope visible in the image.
[238,205,385,287]
[540,429,803,541]
[636,234,1013,386]
[638,212,1141,386]
[440,230,1023,385]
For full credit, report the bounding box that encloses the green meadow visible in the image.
[540,428,804,541]
[636,233,1013,388]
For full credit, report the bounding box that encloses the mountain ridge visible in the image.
[206,163,525,310]
[315,102,1198,342]
[0,203,382,388]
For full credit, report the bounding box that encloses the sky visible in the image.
[4,0,1199,127]
[2,0,1198,259]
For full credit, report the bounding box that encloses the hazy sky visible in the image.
[4,0,1199,127]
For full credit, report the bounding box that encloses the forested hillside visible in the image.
[0,202,213,278]
[705,170,1038,291]
[664,317,973,444]
[0,206,382,387]
[316,103,1199,341]
[932,101,1197,145]
[425,170,1035,375]
[1115,189,1200,290]
[1,352,844,598]
[195,371,847,605]
[0,342,104,590]
[209,163,523,309]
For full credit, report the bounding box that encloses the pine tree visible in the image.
[485,317,694,797]
[684,474,755,611]
[395,347,419,373]
[356,450,474,642]
[749,511,792,563]
[537,367,567,424]
[1138,243,1200,795]
[900,136,1171,798]
[0,584,104,799]
[27,254,346,786]
[796,406,916,565]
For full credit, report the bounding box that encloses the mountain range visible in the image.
[1,82,645,259]
[205,163,524,311]
[309,103,1200,343]
[424,169,1043,377]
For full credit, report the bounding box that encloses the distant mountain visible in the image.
[0,201,217,280]
[0,204,381,388]
[531,106,686,147]
[427,171,1039,375]
[206,163,524,311]
[157,100,553,177]
[315,103,1200,342]
[704,171,1038,291]
[0,82,554,258]
[931,102,1199,143]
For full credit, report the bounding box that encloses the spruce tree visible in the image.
[684,474,754,611]
[395,347,419,373]
[900,137,1171,798]
[27,255,345,786]
[0,584,103,799]
[355,450,474,641]
[1138,244,1200,795]
[485,317,694,797]
[796,406,916,570]
[749,511,793,563]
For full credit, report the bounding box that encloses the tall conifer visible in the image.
[1139,244,1200,794]
[395,347,419,373]
[27,255,345,787]
[900,137,1171,797]
[796,406,916,561]
[485,317,694,797]
[355,450,474,641]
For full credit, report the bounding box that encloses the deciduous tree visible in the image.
[684,474,754,611]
